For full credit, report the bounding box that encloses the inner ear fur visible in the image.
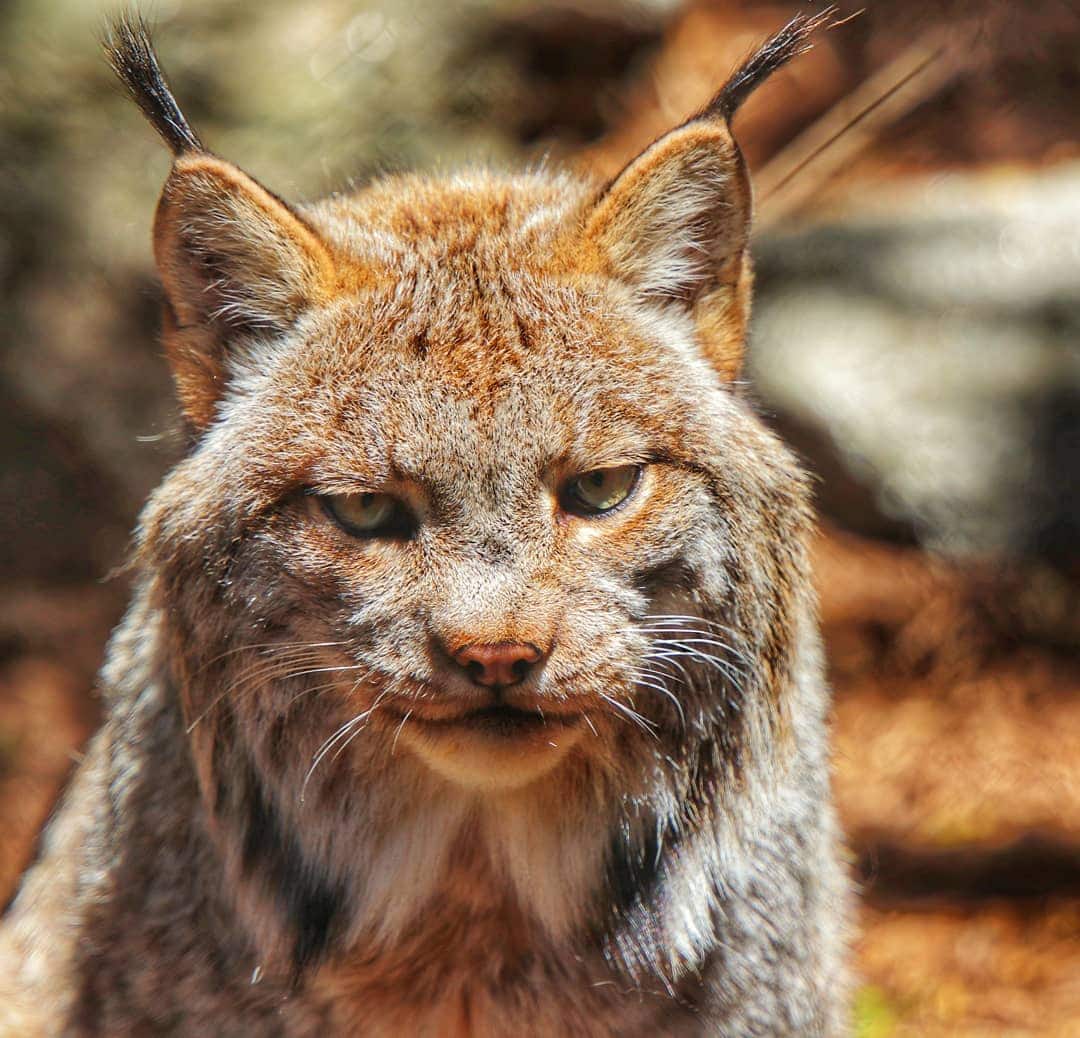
[581,118,753,380]
[154,155,336,428]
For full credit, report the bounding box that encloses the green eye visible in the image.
[320,492,409,537]
[562,465,641,516]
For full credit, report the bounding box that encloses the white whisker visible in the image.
[301,690,382,801]
[631,671,686,729]
[647,633,748,662]
[649,647,744,684]
[303,716,366,794]
[391,709,413,755]
[195,639,348,673]
[282,663,370,680]
[640,654,693,687]
[599,691,658,738]
[328,688,389,768]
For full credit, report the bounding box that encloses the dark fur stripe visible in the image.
[605,815,668,922]
[235,756,345,978]
[600,812,677,974]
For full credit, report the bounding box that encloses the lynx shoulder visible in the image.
[0,12,849,1036]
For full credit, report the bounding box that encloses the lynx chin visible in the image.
[0,11,849,1036]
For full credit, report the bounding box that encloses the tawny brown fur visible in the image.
[0,13,849,1036]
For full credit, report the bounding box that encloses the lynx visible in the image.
[0,12,848,1036]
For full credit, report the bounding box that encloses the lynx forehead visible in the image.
[0,11,848,1036]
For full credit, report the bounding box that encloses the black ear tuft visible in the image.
[708,6,838,122]
[103,11,203,155]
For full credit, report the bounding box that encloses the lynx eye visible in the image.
[319,492,410,538]
[562,465,641,517]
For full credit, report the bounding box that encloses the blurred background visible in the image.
[1,1,1078,1033]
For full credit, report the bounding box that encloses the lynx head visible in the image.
[106,13,825,977]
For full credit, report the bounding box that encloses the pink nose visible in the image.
[451,642,543,687]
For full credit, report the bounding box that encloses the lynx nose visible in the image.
[451,642,543,688]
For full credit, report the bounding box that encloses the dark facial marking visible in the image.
[633,557,701,598]
[598,811,681,977]
[235,754,346,979]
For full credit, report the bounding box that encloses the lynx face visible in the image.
[149,171,774,796]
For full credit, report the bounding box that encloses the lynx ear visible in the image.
[583,118,752,301]
[581,11,829,379]
[153,157,335,427]
[105,13,335,428]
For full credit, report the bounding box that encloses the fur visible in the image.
[0,12,849,1036]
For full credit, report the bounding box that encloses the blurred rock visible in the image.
[750,162,1080,563]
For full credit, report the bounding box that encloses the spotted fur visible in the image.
[0,12,849,1036]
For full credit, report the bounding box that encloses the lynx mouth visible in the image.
[402,704,581,736]
[381,699,588,789]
